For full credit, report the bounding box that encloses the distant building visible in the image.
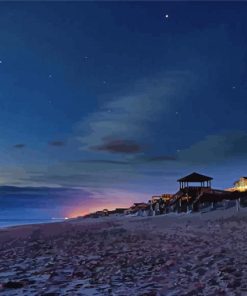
[226,177,247,192]
[108,208,129,215]
[128,203,149,214]
[233,177,247,192]
[152,194,173,203]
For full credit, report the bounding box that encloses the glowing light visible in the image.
[235,186,247,192]
[231,177,247,192]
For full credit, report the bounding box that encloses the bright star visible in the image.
[165,14,169,19]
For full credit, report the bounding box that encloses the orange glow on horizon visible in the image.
[68,202,133,218]
[68,209,89,218]
[66,189,150,218]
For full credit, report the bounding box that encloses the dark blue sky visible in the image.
[1,2,247,218]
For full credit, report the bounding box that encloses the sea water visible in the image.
[0,218,66,228]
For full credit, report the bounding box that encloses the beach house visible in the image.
[233,177,247,192]
[168,172,213,211]
[151,194,173,203]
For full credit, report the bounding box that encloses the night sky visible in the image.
[1,2,247,219]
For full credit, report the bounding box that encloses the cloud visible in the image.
[138,155,177,162]
[179,131,247,164]
[13,144,25,149]
[0,186,94,210]
[4,131,247,192]
[27,71,193,190]
[77,155,177,165]
[76,159,130,165]
[91,138,143,154]
[77,71,194,154]
[49,141,65,147]
[7,152,180,192]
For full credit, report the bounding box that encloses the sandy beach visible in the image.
[0,208,247,296]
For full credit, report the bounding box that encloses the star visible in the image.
[48,74,52,79]
[0,60,2,64]
[232,86,236,89]
[165,14,169,19]
[175,111,179,115]
[103,80,107,84]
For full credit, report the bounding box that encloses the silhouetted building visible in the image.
[177,172,213,189]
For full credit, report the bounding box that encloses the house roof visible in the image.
[133,203,148,206]
[177,172,213,182]
[130,203,148,210]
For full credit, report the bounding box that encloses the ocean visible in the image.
[0,218,66,228]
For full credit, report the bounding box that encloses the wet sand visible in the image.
[0,207,247,295]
